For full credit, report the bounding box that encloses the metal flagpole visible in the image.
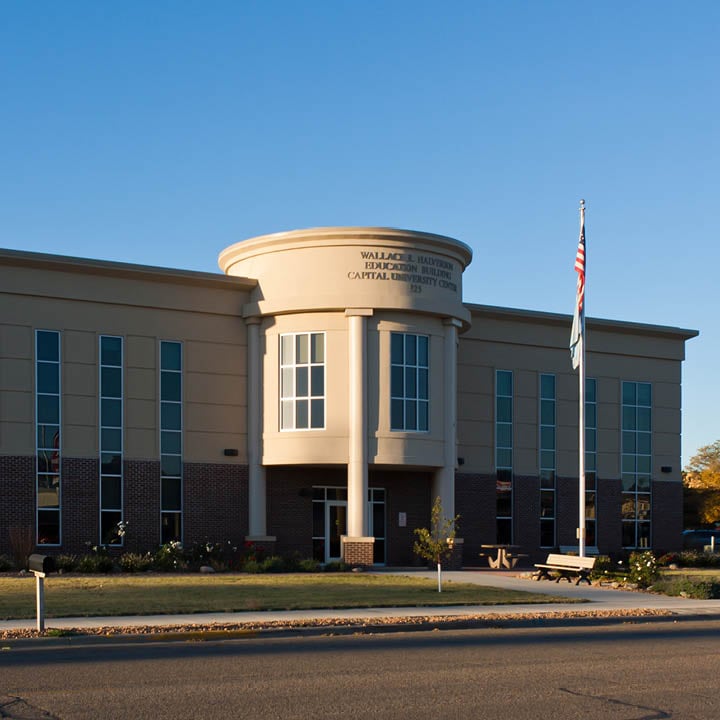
[577,200,586,558]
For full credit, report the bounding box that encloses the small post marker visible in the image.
[28,554,56,632]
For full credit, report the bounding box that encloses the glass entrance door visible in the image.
[325,501,347,563]
[312,486,385,565]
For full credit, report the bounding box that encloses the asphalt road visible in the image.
[2,620,719,719]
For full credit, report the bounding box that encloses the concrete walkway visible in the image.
[1,569,718,634]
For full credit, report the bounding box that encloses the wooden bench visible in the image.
[533,553,595,585]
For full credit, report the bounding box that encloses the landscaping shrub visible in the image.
[657,552,681,567]
[654,576,720,599]
[8,526,34,571]
[0,553,15,571]
[669,550,720,568]
[55,554,79,573]
[676,550,700,567]
[118,552,153,573]
[77,551,114,574]
[241,559,261,573]
[628,550,659,588]
[152,542,187,571]
[188,541,219,565]
[241,541,267,565]
[323,561,350,572]
[589,555,614,580]
[260,555,287,573]
[298,558,320,572]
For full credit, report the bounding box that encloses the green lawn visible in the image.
[660,568,720,578]
[0,573,575,620]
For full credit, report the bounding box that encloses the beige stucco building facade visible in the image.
[0,227,698,566]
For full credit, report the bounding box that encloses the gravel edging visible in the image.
[0,608,676,643]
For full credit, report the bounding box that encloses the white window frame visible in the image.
[99,335,124,546]
[390,332,429,432]
[539,373,556,548]
[585,377,598,547]
[621,381,652,549]
[279,332,326,431]
[35,329,62,547]
[495,369,513,544]
[160,340,183,544]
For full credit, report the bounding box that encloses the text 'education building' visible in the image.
[0,227,698,566]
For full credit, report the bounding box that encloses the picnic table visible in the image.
[479,544,527,569]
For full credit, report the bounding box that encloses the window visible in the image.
[36,330,61,545]
[585,378,597,547]
[621,381,652,548]
[390,333,429,432]
[495,370,513,544]
[311,486,386,565]
[280,333,325,430]
[312,486,347,563]
[539,374,555,548]
[160,341,182,544]
[100,336,124,545]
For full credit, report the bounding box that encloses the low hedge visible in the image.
[652,575,720,599]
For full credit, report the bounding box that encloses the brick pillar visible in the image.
[446,537,464,570]
[597,478,622,557]
[62,457,100,553]
[0,456,35,558]
[652,480,682,554]
[455,472,496,563]
[341,536,374,567]
[514,474,540,561]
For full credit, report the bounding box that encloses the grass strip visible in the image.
[0,573,576,620]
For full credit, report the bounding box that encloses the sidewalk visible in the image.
[1,569,718,636]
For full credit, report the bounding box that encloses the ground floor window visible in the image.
[312,486,386,564]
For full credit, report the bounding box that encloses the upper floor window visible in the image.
[280,333,325,430]
[390,333,429,432]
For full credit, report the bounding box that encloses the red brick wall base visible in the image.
[341,537,375,567]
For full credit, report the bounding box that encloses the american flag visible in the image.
[570,204,585,369]
[574,217,586,312]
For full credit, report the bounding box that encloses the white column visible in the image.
[432,318,462,516]
[246,317,273,541]
[346,309,372,538]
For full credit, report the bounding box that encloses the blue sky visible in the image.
[2,1,717,463]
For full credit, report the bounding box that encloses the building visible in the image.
[0,227,698,566]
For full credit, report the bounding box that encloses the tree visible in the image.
[684,440,720,489]
[413,496,460,592]
[684,441,720,527]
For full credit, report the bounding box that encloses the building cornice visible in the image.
[218,226,473,274]
[0,247,257,292]
[466,302,699,341]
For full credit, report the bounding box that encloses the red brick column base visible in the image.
[341,536,375,567]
